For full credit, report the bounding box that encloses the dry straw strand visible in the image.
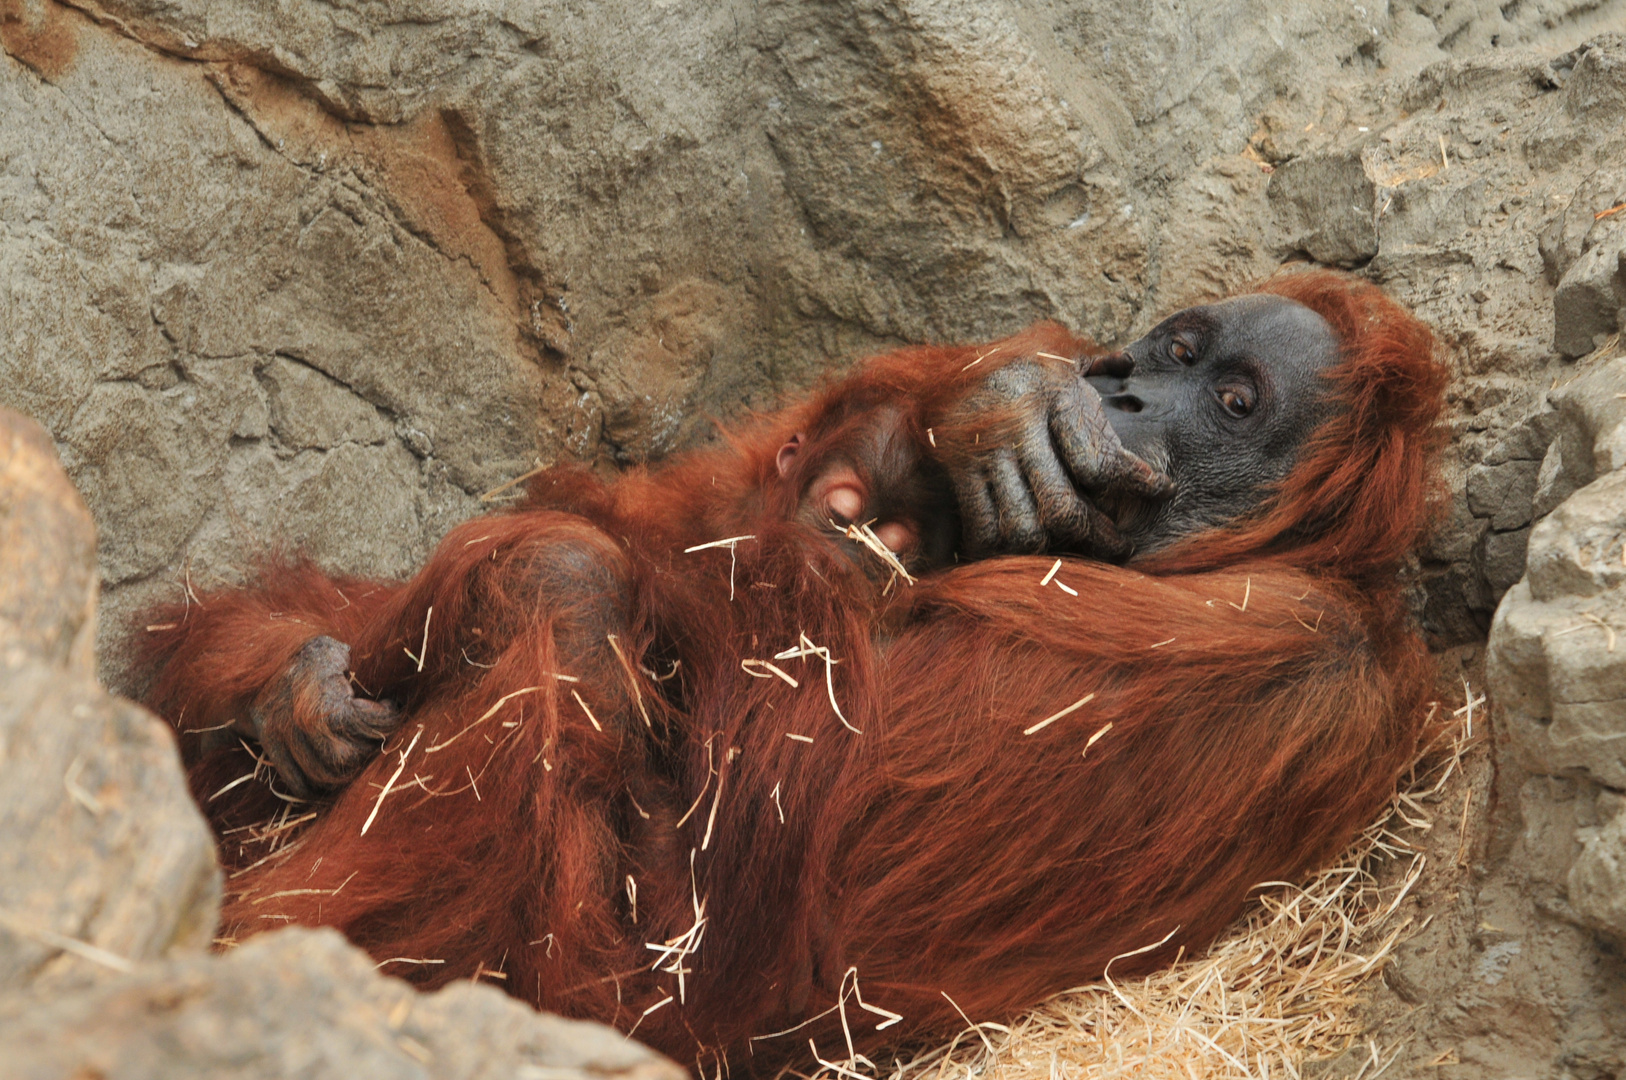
[842,520,917,585]
[362,729,424,835]
[685,534,757,601]
[776,633,859,733]
[1023,693,1096,736]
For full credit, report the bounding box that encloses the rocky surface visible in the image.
[0,406,688,1080]
[2,927,685,1080]
[4,0,1626,1075]
[1,407,219,992]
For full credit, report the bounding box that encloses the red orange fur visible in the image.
[139,271,1446,1074]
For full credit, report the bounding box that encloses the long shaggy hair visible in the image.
[137,271,1447,1075]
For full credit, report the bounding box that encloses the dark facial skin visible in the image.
[1085,294,1342,552]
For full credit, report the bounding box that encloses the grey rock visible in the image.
[1557,34,1626,128]
[1463,409,1557,608]
[1539,353,1626,510]
[0,408,98,671]
[1537,162,1626,285]
[590,278,742,465]
[1532,436,1571,522]
[1526,466,1626,605]
[260,356,394,452]
[1418,473,1496,643]
[0,927,688,1080]
[1489,469,1626,788]
[1466,458,1543,532]
[1480,525,1532,597]
[59,360,259,585]
[0,659,222,992]
[1570,804,1626,944]
[1487,339,1626,967]
[1526,36,1626,173]
[1552,235,1626,357]
[0,408,220,993]
[1397,52,1560,115]
[1477,407,1557,468]
[1267,150,1378,267]
[0,13,533,685]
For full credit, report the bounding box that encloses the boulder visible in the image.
[1552,235,1625,357]
[0,407,219,993]
[0,928,685,1080]
[1570,801,1626,944]
[1487,348,1626,960]
[0,406,98,670]
[1267,150,1379,267]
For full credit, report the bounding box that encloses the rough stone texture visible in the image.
[1,0,540,693]
[0,659,223,989]
[1571,803,1626,944]
[1,404,98,670]
[6,0,1626,1075]
[0,406,219,992]
[1487,353,1626,957]
[0,927,687,1080]
[1268,150,1379,268]
[1552,232,1625,358]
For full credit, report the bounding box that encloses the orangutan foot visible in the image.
[247,635,400,799]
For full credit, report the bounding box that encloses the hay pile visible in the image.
[838,692,1481,1080]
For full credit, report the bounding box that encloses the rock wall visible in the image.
[4,0,1626,1075]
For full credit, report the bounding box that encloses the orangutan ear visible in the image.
[776,433,805,477]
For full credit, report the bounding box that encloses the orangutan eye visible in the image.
[1218,387,1254,417]
[1170,337,1196,365]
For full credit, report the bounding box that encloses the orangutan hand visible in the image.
[932,355,1173,560]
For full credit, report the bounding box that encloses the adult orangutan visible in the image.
[139,270,1445,1074]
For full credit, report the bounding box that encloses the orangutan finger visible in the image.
[954,469,1001,557]
[986,451,1046,553]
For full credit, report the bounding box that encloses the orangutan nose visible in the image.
[1087,351,1134,378]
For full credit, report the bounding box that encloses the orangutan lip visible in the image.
[1115,441,1171,485]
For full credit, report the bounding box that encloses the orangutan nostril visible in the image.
[1089,351,1134,378]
